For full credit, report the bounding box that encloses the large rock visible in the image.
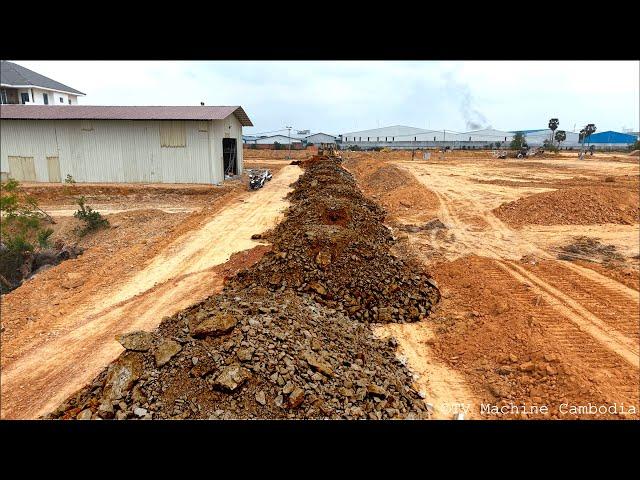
[308,282,327,296]
[303,351,334,377]
[102,352,144,401]
[116,331,154,352]
[288,388,305,409]
[366,384,388,398]
[154,339,182,367]
[76,408,93,420]
[213,364,250,392]
[192,313,238,338]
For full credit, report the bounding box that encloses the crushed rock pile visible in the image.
[45,155,439,420]
[230,157,440,324]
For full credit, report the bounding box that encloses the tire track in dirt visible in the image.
[478,260,638,408]
[1,166,302,419]
[521,262,639,339]
[402,162,639,364]
[495,260,638,367]
[561,262,640,301]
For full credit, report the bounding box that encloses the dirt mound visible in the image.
[342,156,440,222]
[494,186,640,227]
[46,155,439,420]
[629,150,639,157]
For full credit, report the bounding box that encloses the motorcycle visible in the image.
[248,169,272,190]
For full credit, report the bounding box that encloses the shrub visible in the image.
[37,228,54,248]
[74,196,109,236]
[510,132,528,150]
[543,139,559,153]
[1,178,47,248]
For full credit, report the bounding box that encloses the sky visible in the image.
[12,60,640,135]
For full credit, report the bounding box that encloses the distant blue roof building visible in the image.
[587,131,638,144]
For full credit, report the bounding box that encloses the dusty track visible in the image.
[346,153,639,418]
[0,166,301,419]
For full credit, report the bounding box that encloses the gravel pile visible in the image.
[45,155,439,420]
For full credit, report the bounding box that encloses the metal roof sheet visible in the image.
[0,104,253,126]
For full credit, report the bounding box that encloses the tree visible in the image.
[555,130,567,149]
[548,118,559,145]
[579,124,597,158]
[510,132,527,150]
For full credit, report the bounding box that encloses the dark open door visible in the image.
[222,138,237,176]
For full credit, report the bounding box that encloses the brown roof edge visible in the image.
[232,106,253,127]
[0,105,253,126]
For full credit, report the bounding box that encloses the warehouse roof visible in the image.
[0,105,253,126]
[587,131,638,144]
[341,125,430,139]
[1,61,85,96]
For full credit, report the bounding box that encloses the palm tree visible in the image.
[548,118,559,144]
[579,124,597,157]
[555,130,566,149]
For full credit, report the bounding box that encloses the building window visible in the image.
[359,137,361,142]
[68,99,72,104]
[160,121,187,148]
[59,97,64,103]
[414,137,417,141]
[377,137,379,141]
[43,93,49,104]
[21,92,30,104]
[434,136,436,141]
[367,137,370,142]
[0,89,7,104]
[392,137,394,141]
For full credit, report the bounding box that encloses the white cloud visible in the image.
[12,60,639,133]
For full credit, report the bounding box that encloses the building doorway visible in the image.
[222,138,237,177]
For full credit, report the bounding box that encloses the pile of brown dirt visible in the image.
[46,155,439,420]
[629,150,639,157]
[343,156,440,222]
[494,186,640,227]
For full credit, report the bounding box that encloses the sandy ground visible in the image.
[345,152,639,419]
[0,165,301,419]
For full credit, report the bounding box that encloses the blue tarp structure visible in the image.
[586,131,637,144]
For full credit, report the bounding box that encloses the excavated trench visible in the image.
[46,155,440,420]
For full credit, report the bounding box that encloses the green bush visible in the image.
[74,196,109,236]
[543,139,559,153]
[37,228,54,248]
[1,178,47,249]
[510,132,528,150]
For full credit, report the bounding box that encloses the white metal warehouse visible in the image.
[0,105,253,184]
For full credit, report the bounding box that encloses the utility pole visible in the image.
[286,125,292,158]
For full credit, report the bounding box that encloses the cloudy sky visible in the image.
[13,60,640,135]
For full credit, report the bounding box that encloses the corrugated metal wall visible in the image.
[0,117,244,184]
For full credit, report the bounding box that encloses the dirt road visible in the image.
[0,165,301,419]
[347,153,639,419]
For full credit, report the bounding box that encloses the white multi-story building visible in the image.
[1,61,85,106]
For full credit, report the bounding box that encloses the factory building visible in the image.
[0,105,252,184]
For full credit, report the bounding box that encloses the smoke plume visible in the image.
[443,72,491,130]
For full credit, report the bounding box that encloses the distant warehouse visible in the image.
[0,105,253,184]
